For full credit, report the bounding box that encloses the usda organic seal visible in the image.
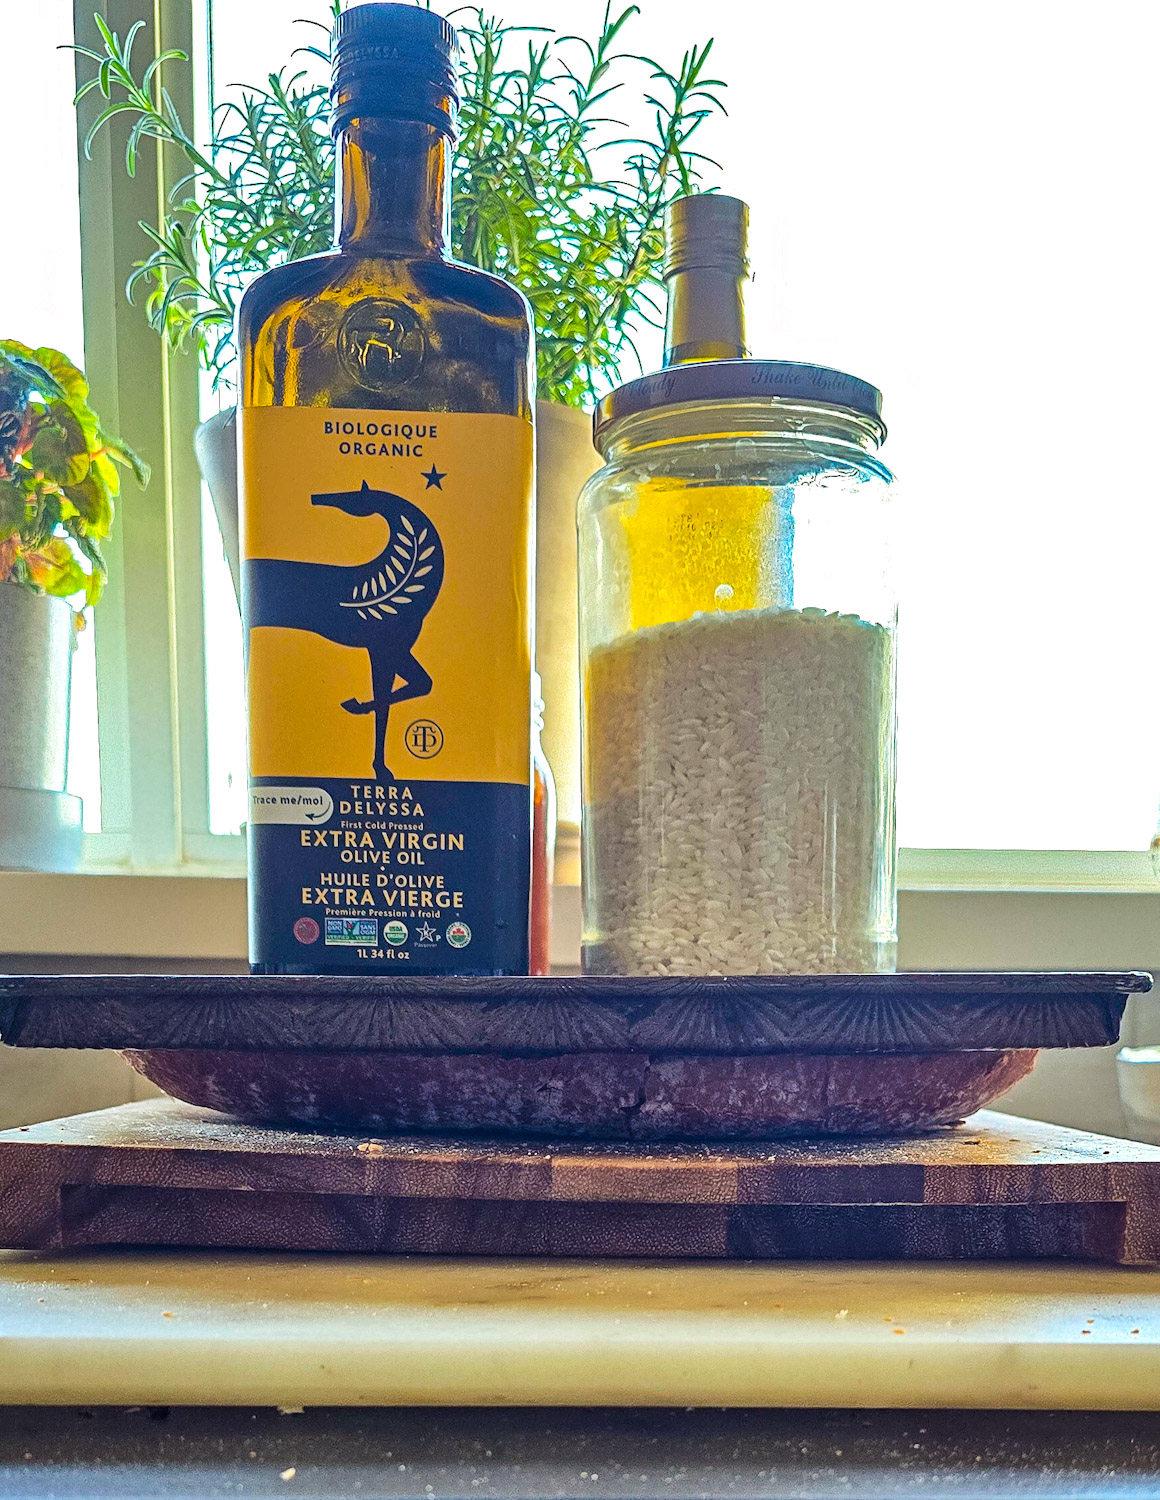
[384,920,409,946]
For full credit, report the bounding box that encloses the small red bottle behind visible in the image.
[530,674,556,975]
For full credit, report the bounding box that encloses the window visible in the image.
[43,0,1160,881]
[0,5,84,362]
[0,3,102,831]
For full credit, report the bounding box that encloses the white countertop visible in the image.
[2,1251,1159,1409]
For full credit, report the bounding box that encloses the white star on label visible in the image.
[416,922,440,943]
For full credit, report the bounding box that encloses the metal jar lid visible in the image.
[592,359,886,453]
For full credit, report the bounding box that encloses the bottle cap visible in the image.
[664,194,749,280]
[331,3,460,137]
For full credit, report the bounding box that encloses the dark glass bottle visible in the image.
[239,4,535,975]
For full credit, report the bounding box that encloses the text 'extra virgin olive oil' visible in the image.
[239,3,535,975]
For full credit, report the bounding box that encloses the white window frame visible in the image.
[73,0,242,873]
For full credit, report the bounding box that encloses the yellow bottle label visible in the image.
[241,406,533,972]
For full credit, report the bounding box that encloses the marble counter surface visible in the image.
[2,1251,1159,1409]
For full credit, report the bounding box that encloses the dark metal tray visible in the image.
[0,971,1148,1055]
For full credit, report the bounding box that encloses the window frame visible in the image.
[73,0,232,872]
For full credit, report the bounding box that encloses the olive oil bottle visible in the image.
[239,3,534,975]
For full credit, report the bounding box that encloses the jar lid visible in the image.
[593,359,885,451]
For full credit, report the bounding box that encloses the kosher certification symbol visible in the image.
[446,921,472,949]
[415,921,440,944]
[294,917,320,945]
[405,719,444,759]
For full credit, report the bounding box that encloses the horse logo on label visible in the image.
[246,481,445,779]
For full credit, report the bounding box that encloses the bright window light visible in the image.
[201,0,1160,853]
[0,0,101,832]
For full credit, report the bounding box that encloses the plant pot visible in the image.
[0,583,83,871]
[533,399,599,832]
[194,406,240,600]
[194,399,598,832]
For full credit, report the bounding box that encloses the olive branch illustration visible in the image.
[340,514,436,620]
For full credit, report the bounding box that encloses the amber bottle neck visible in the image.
[338,117,450,255]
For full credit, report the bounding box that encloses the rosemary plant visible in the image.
[76,4,725,405]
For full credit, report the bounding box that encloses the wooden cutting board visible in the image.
[3,1099,1159,1263]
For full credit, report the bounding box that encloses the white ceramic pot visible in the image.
[194,406,240,600]
[533,399,599,831]
[0,583,83,871]
[195,399,597,830]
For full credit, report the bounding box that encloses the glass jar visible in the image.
[578,361,896,977]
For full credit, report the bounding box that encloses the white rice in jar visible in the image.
[582,604,895,976]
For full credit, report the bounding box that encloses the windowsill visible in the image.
[5,863,1160,971]
[72,831,1160,902]
[899,848,1159,894]
[62,842,1160,895]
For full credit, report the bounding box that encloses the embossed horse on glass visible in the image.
[247,481,444,779]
